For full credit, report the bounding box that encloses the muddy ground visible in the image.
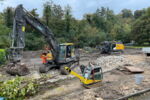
[0,48,150,100]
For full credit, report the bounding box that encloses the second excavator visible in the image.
[7,5,79,76]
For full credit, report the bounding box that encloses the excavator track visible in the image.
[39,64,52,73]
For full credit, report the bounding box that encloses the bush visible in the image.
[0,49,6,65]
[0,77,38,100]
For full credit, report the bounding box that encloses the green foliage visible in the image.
[0,28,11,48]
[121,9,133,18]
[114,22,131,43]
[0,14,11,48]
[3,7,14,28]
[25,32,46,50]
[0,49,6,65]
[42,1,65,39]
[30,8,39,17]
[83,7,133,44]
[43,1,52,26]
[132,8,150,45]
[64,5,72,33]
[77,25,106,47]
[134,9,146,19]
[0,1,149,49]
[0,77,38,100]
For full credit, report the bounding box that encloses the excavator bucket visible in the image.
[6,63,30,76]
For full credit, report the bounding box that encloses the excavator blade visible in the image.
[6,63,30,76]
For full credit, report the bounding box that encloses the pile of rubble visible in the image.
[96,55,134,72]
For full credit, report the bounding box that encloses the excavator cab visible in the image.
[58,43,76,63]
[58,43,80,75]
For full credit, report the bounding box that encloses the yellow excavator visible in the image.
[100,41,125,54]
[65,63,103,87]
[6,5,79,76]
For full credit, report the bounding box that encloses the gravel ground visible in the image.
[95,55,134,72]
[1,48,150,100]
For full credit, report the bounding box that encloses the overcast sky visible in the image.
[0,0,150,19]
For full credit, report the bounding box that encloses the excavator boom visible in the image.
[10,5,59,63]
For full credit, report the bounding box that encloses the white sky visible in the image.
[0,0,150,19]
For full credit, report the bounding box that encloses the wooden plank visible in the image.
[125,66,144,73]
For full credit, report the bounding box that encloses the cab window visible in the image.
[59,45,66,59]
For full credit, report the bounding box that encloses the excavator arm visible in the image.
[10,4,59,63]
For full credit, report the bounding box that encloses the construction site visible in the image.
[0,46,150,100]
[0,1,150,100]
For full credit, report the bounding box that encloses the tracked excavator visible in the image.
[6,5,79,76]
[100,41,125,54]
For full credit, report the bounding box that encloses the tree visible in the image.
[49,4,64,38]
[85,14,93,25]
[64,5,72,33]
[121,9,133,18]
[85,7,118,41]
[1,1,150,49]
[30,9,39,17]
[78,25,106,47]
[114,23,131,43]
[131,8,150,45]
[134,9,145,19]
[42,1,65,39]
[52,4,64,19]
[3,7,14,28]
[43,1,52,26]
[0,14,11,48]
